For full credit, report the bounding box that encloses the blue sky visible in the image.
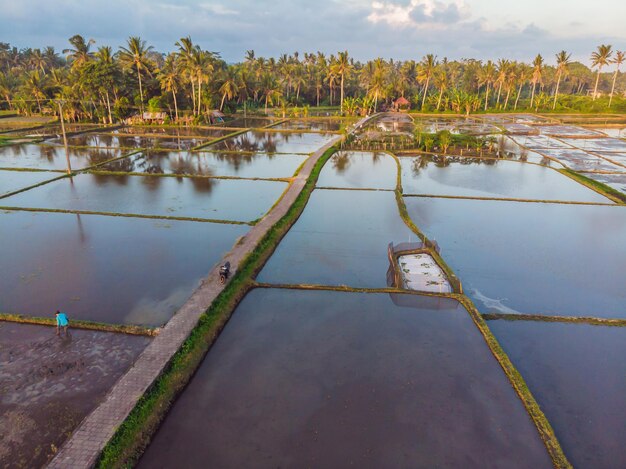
[1,0,625,67]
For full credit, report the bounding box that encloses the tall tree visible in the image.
[331,51,353,114]
[609,50,625,108]
[419,54,437,109]
[158,54,181,121]
[553,50,571,109]
[63,35,95,68]
[530,54,544,109]
[118,36,154,114]
[590,44,613,100]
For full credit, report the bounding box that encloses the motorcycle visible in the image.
[219,262,231,284]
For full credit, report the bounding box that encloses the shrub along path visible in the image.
[47,118,368,469]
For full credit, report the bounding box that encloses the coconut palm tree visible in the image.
[419,54,437,109]
[433,69,449,111]
[591,44,613,100]
[495,59,510,108]
[63,35,95,67]
[609,50,625,107]
[530,54,544,109]
[260,73,282,113]
[118,37,154,114]
[219,70,239,111]
[331,51,352,114]
[478,60,496,111]
[22,70,47,113]
[553,51,571,109]
[159,54,181,121]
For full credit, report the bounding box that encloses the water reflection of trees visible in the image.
[331,152,352,173]
[411,154,498,176]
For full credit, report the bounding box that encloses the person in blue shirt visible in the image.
[55,310,69,336]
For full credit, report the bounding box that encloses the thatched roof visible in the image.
[394,96,410,106]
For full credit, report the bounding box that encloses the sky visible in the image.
[1,0,625,67]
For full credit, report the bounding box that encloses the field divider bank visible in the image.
[402,193,617,206]
[87,169,290,183]
[0,206,252,226]
[558,168,626,204]
[48,115,372,469]
[191,128,250,151]
[0,313,159,336]
[483,312,626,327]
[390,150,571,468]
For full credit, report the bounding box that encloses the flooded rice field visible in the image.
[2,173,286,222]
[112,126,237,138]
[0,321,149,468]
[317,150,397,189]
[400,155,611,202]
[208,130,335,153]
[0,169,60,196]
[272,118,348,131]
[99,150,307,179]
[490,320,626,469]
[257,189,415,287]
[0,144,122,170]
[47,133,211,150]
[405,197,626,317]
[139,288,550,469]
[0,210,246,325]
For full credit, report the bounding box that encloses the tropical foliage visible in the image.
[1,37,625,121]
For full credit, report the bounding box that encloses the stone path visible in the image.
[46,118,370,468]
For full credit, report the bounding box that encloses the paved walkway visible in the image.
[46,118,371,468]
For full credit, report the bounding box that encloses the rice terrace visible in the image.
[1,1,626,468]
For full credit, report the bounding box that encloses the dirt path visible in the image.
[46,118,373,468]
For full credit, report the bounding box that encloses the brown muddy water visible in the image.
[489,320,626,469]
[138,288,551,468]
[0,321,150,468]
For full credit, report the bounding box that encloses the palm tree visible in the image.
[159,54,181,121]
[478,60,496,111]
[22,70,47,113]
[175,36,197,114]
[553,51,571,109]
[331,51,352,114]
[433,69,449,111]
[609,51,625,107]
[419,54,437,109]
[95,46,117,123]
[514,65,528,110]
[530,54,544,109]
[219,70,239,111]
[591,44,613,100]
[63,35,95,67]
[260,73,282,113]
[495,59,510,108]
[118,36,154,114]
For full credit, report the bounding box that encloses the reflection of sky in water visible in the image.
[491,320,626,469]
[3,173,287,222]
[0,210,247,325]
[405,197,626,317]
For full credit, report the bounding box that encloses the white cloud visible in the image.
[200,3,239,15]
[367,0,470,28]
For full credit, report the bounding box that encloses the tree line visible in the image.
[0,35,625,122]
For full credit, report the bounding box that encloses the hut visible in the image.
[392,96,411,112]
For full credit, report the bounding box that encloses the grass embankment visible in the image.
[453,295,572,468]
[96,145,338,468]
[559,169,626,204]
[191,128,250,151]
[483,312,626,327]
[0,313,158,336]
[0,206,250,226]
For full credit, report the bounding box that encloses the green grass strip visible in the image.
[402,193,616,206]
[95,145,338,468]
[482,312,626,327]
[0,206,251,225]
[559,168,626,204]
[0,313,159,336]
[453,295,572,468]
